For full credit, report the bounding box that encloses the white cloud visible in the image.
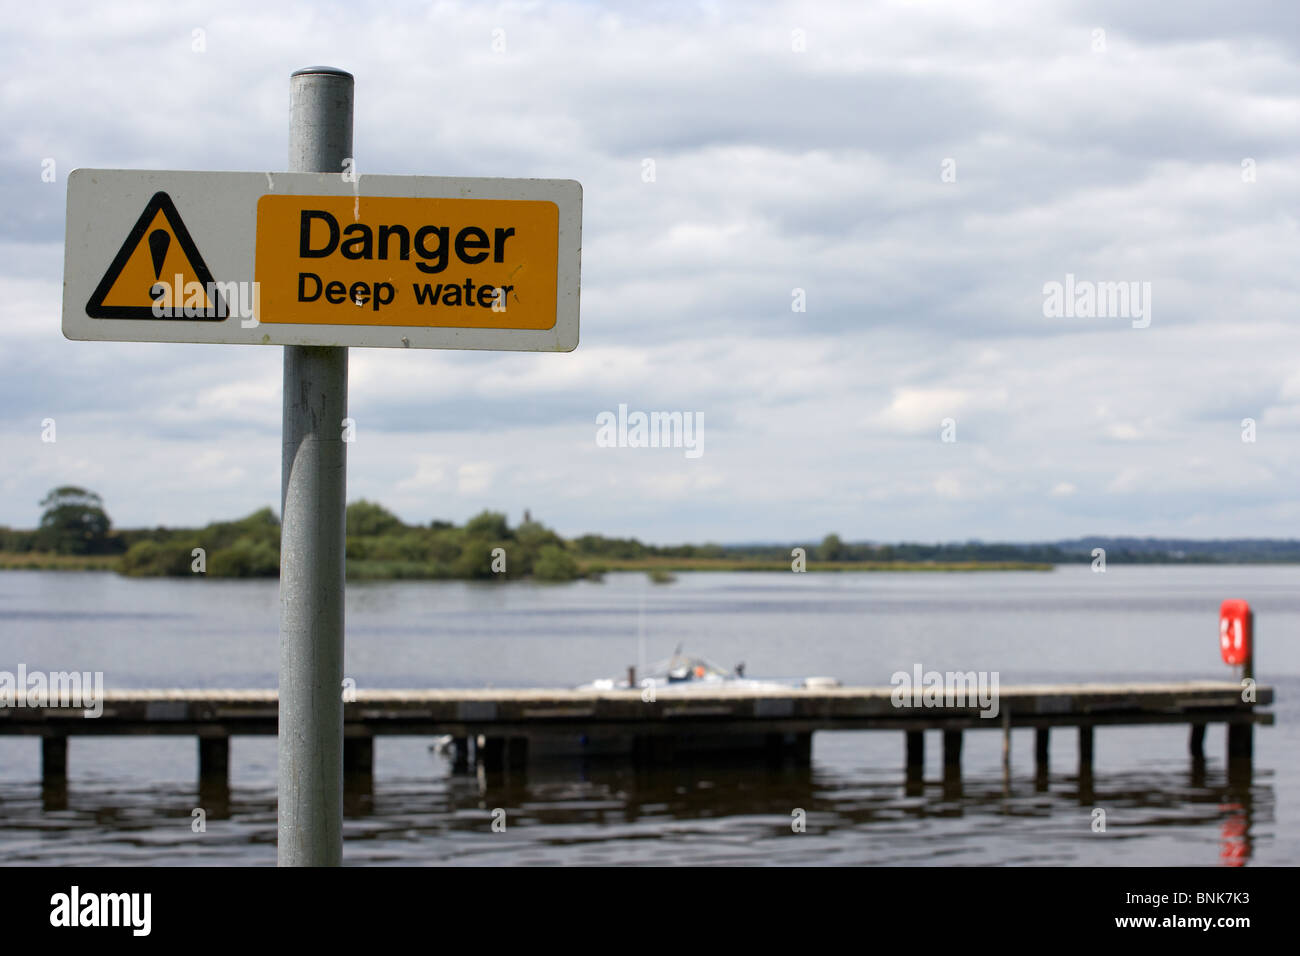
[1105,423,1143,441]
[456,462,495,495]
[395,456,448,493]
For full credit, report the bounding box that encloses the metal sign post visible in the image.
[278,66,353,866]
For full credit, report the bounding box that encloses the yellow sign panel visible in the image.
[254,195,559,329]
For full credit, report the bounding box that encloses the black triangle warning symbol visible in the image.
[86,191,227,320]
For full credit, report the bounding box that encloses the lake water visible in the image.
[0,565,1294,865]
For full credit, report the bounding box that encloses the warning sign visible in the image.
[85,191,226,320]
[254,195,559,329]
[62,169,581,351]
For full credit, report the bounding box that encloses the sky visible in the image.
[3,0,1299,544]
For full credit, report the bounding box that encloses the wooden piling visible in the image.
[506,736,528,771]
[905,730,924,785]
[1227,721,1253,761]
[633,735,677,766]
[479,736,505,771]
[1034,727,1050,776]
[1078,725,1094,776]
[343,734,374,776]
[198,734,229,781]
[42,735,67,783]
[942,729,962,772]
[41,780,68,812]
[1189,722,1206,760]
[1001,710,1011,777]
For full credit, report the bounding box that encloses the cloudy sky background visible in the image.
[3,0,1298,543]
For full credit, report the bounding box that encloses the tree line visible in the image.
[4,487,1295,581]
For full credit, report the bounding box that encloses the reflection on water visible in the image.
[0,740,1273,866]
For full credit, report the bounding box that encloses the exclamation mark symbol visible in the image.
[148,229,171,281]
[148,228,171,309]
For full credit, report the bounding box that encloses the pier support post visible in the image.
[1034,727,1050,778]
[42,734,67,783]
[42,781,68,813]
[791,732,812,767]
[941,729,962,797]
[1078,725,1094,776]
[479,736,505,772]
[633,735,675,766]
[1227,721,1253,762]
[451,737,469,773]
[198,734,229,782]
[905,730,924,787]
[1227,722,1254,786]
[766,732,814,767]
[198,776,232,819]
[942,730,962,773]
[342,737,374,817]
[1189,722,1206,760]
[1000,710,1012,777]
[344,734,374,776]
[506,736,528,771]
[471,735,528,773]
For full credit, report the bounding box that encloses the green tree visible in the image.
[533,544,579,582]
[512,518,564,575]
[819,533,844,562]
[465,510,512,540]
[453,538,499,579]
[346,499,405,537]
[209,539,280,577]
[38,486,113,554]
[121,539,196,576]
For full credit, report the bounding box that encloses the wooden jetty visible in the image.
[0,681,1272,786]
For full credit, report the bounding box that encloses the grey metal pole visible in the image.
[278,66,353,867]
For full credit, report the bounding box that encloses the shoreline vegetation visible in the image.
[4,491,1057,581]
[6,487,1295,582]
[0,552,122,571]
[0,550,1051,576]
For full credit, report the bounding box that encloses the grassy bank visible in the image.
[0,552,122,571]
[0,550,1050,576]
[345,557,1053,577]
[577,557,1053,573]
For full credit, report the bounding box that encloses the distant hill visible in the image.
[714,536,1300,564]
[1051,537,1300,563]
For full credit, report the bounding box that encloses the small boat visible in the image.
[577,645,838,693]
